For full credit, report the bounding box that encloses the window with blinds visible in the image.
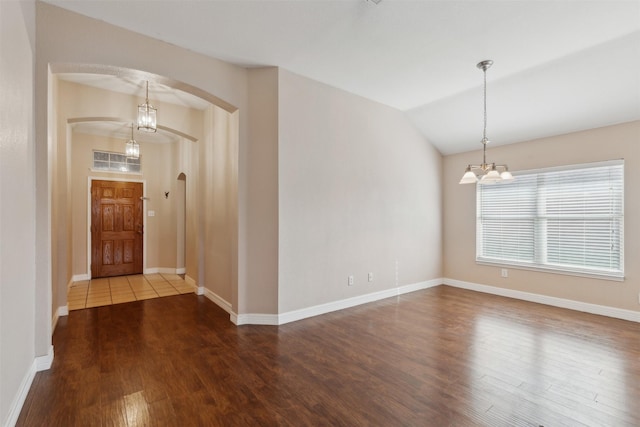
[476,160,624,281]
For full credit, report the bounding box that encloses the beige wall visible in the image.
[199,105,239,305]
[244,68,279,313]
[0,0,37,424]
[443,121,640,312]
[278,70,443,312]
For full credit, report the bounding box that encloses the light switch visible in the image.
[148,210,155,217]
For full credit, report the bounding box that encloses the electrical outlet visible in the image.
[368,272,373,282]
[501,268,508,278]
[348,275,354,286]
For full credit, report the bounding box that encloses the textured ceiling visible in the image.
[46,0,640,155]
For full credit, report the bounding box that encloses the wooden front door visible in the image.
[91,180,143,278]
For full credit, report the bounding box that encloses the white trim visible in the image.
[233,279,443,326]
[144,267,182,275]
[443,278,640,323]
[196,286,205,296]
[4,360,37,427]
[233,313,278,326]
[35,345,55,371]
[201,287,233,313]
[52,306,68,334]
[71,273,90,282]
[176,267,186,274]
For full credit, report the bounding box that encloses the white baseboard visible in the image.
[72,273,90,282]
[233,312,278,325]
[176,267,186,274]
[233,278,443,326]
[444,278,640,323]
[144,267,181,275]
[5,361,36,427]
[35,345,54,371]
[5,346,54,426]
[201,287,233,313]
[52,306,68,334]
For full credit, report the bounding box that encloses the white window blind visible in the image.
[476,160,624,280]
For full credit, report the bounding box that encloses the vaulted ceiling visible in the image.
[45,0,640,155]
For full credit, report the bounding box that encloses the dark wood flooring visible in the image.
[17,286,640,426]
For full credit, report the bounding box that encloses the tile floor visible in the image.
[68,273,195,311]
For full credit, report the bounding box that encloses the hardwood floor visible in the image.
[17,286,640,426]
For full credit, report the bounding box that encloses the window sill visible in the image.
[476,259,624,282]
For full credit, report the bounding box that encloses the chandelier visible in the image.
[137,80,157,133]
[459,60,513,184]
[125,123,140,159]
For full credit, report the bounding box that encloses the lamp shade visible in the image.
[481,169,501,183]
[459,170,478,184]
[500,170,514,181]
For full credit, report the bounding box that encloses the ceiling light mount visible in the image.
[137,81,157,133]
[459,60,513,185]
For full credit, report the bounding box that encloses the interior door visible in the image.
[91,180,143,278]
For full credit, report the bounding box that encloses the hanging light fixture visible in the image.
[137,80,157,132]
[125,123,140,159]
[459,60,513,184]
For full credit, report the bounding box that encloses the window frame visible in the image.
[92,150,142,175]
[476,160,624,282]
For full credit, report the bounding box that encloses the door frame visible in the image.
[87,176,147,279]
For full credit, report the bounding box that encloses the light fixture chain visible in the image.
[483,66,487,166]
[483,66,487,142]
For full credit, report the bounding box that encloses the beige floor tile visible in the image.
[149,283,173,291]
[68,301,86,310]
[67,294,87,303]
[112,295,136,304]
[170,280,190,287]
[133,289,158,296]
[69,282,89,289]
[131,286,154,294]
[68,274,193,311]
[86,300,112,308]
[87,291,111,299]
[111,288,133,296]
[156,289,179,297]
[136,293,158,300]
[86,294,112,302]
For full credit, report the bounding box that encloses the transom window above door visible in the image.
[93,150,141,174]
